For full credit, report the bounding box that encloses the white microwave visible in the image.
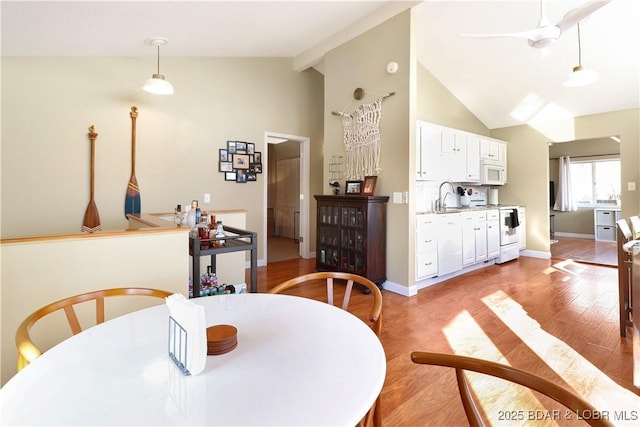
[481,162,506,186]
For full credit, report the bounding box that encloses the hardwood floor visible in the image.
[248,257,638,426]
[551,237,618,267]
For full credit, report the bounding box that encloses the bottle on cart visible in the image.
[173,204,182,226]
[214,221,226,247]
[197,214,210,249]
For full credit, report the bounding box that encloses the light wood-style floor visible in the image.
[248,256,638,426]
[551,236,618,267]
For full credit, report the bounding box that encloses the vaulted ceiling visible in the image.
[2,1,638,129]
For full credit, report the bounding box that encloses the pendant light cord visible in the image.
[156,44,160,74]
[577,22,582,67]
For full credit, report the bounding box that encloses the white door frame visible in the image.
[264,131,310,262]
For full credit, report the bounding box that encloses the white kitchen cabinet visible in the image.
[465,136,480,182]
[462,211,487,266]
[441,129,467,181]
[436,213,462,276]
[486,209,500,258]
[416,214,438,279]
[416,122,443,181]
[480,138,501,163]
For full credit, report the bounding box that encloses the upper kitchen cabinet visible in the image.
[480,138,506,168]
[416,120,500,183]
[416,121,481,182]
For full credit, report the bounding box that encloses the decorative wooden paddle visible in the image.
[124,106,141,218]
[82,125,101,233]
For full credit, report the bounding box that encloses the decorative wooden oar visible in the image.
[82,125,101,233]
[124,106,141,218]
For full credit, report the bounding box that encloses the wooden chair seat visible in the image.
[16,287,172,371]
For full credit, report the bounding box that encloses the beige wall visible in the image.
[1,57,324,262]
[1,230,189,385]
[491,109,639,255]
[323,11,412,289]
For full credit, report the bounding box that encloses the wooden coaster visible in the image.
[206,324,238,355]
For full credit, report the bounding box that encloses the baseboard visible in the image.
[382,280,417,297]
[554,232,595,239]
[521,249,550,259]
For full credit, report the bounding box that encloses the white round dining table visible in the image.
[0,293,386,426]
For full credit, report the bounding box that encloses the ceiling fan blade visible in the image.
[461,28,543,40]
[556,0,613,32]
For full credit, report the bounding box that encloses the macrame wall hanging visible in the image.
[332,89,394,180]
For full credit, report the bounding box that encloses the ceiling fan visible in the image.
[461,0,612,49]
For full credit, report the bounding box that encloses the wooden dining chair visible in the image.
[411,351,613,427]
[269,272,383,427]
[629,215,640,239]
[16,287,173,371]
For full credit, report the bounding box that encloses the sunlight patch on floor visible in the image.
[443,311,556,426]
[482,290,640,425]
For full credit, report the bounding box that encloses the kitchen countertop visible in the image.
[417,204,523,215]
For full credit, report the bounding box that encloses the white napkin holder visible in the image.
[166,294,207,376]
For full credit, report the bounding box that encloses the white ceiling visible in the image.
[2,1,638,130]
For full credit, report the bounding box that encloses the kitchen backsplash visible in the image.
[416,182,490,212]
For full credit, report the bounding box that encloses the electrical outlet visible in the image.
[204,193,211,203]
[393,192,402,204]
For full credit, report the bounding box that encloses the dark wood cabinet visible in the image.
[314,195,388,286]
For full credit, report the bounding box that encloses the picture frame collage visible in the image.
[219,140,262,183]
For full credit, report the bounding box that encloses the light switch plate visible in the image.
[393,192,403,203]
[628,182,636,191]
[204,193,211,203]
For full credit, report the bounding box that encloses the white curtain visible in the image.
[554,156,576,211]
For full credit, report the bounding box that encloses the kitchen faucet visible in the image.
[436,181,455,211]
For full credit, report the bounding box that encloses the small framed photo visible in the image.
[233,154,250,169]
[219,148,228,162]
[247,171,257,181]
[236,141,247,153]
[236,169,248,183]
[362,176,378,196]
[219,161,233,172]
[345,180,363,195]
[227,141,237,154]
[255,152,262,163]
[225,171,237,181]
[250,163,262,173]
[247,143,255,154]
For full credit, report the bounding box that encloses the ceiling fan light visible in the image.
[143,74,174,95]
[563,65,599,87]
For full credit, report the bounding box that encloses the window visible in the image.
[570,159,620,207]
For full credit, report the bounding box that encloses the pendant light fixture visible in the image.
[143,37,174,95]
[563,22,599,87]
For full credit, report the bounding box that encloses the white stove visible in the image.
[496,206,521,264]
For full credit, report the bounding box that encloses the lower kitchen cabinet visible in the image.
[487,209,500,258]
[462,211,488,266]
[416,214,438,279]
[436,213,463,276]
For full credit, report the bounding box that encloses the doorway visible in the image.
[548,136,620,267]
[263,132,310,264]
